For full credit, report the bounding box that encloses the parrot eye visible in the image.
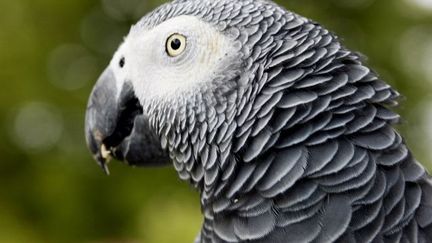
[166,34,187,57]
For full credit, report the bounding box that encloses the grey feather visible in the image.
[256,146,303,191]
[276,199,323,227]
[233,211,276,240]
[313,195,352,243]
[310,139,355,177]
[304,139,338,176]
[277,90,318,108]
[351,126,396,150]
[262,213,322,243]
[241,155,273,192]
[355,170,386,205]
[275,180,318,208]
[260,149,307,197]
[351,199,383,230]
[226,163,256,198]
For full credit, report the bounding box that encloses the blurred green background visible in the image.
[0,0,431,242]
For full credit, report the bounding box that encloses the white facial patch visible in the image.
[110,15,237,104]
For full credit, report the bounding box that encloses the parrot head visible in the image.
[85,0,249,175]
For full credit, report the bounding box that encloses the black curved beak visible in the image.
[85,68,169,174]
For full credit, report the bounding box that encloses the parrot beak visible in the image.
[85,68,170,174]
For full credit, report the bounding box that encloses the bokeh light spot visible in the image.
[80,8,128,55]
[399,27,432,84]
[408,0,432,10]
[333,0,375,9]
[101,0,149,21]
[10,102,63,153]
[422,101,432,167]
[48,44,98,91]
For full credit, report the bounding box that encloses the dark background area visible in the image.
[0,0,431,242]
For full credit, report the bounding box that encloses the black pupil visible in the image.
[171,38,182,50]
[119,57,125,68]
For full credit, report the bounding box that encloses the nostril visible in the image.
[119,57,125,68]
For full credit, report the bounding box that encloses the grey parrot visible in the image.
[85,0,432,242]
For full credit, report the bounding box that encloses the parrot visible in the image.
[84,0,432,242]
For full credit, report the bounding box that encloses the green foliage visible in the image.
[0,0,431,242]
